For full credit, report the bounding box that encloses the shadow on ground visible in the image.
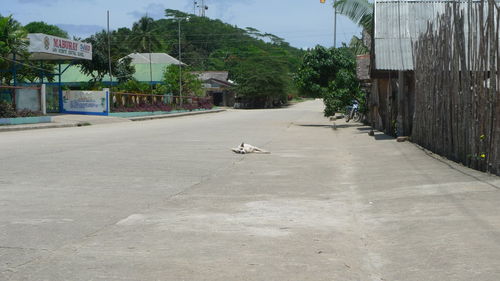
[297,124,334,128]
[373,133,395,141]
[296,123,396,142]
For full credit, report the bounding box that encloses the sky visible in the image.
[1,0,362,49]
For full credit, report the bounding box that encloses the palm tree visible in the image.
[129,16,163,87]
[0,15,28,85]
[348,35,370,55]
[129,16,162,53]
[0,15,28,60]
[333,0,373,34]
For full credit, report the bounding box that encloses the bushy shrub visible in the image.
[0,101,17,118]
[116,80,151,94]
[112,102,173,113]
[0,101,42,118]
[295,46,365,116]
[17,109,42,117]
[182,103,198,111]
[198,98,214,109]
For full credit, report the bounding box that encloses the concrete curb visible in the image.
[128,109,226,122]
[0,123,79,132]
[0,109,227,132]
[0,116,53,125]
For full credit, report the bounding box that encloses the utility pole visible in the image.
[333,0,337,48]
[149,37,153,90]
[176,17,190,106]
[178,19,182,106]
[107,11,113,85]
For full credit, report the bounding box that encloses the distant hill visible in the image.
[106,9,305,90]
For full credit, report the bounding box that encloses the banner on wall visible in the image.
[62,89,109,116]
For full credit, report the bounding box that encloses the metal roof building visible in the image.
[374,0,473,71]
[55,53,186,84]
[123,53,184,65]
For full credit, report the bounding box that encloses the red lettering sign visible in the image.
[52,38,78,51]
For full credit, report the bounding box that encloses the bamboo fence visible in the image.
[413,0,500,174]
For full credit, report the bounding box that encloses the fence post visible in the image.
[41,84,47,115]
[103,88,110,115]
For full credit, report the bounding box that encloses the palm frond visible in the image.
[334,0,374,32]
[348,35,369,55]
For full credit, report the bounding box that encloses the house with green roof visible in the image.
[59,53,184,85]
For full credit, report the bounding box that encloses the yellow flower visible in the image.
[480,135,486,140]
[481,154,486,159]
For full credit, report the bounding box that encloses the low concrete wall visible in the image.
[62,89,110,116]
[0,116,52,125]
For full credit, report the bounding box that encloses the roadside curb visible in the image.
[128,109,226,121]
[0,123,79,132]
[0,109,227,132]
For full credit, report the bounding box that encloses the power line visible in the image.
[0,56,56,72]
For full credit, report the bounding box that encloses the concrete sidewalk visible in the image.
[0,109,225,132]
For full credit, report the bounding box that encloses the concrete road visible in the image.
[1,100,500,281]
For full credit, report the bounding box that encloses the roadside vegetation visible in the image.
[295,46,364,117]
[292,0,373,117]
[0,100,41,118]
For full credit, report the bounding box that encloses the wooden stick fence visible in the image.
[413,0,500,174]
[110,92,213,112]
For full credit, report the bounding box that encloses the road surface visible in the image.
[1,100,500,280]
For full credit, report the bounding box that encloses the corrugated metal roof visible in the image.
[374,0,474,70]
[123,53,184,65]
[191,71,229,82]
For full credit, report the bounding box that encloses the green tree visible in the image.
[111,28,134,58]
[348,35,369,55]
[295,46,352,98]
[163,64,203,96]
[231,54,289,107]
[323,68,364,117]
[113,57,135,83]
[78,9,304,106]
[295,46,363,116]
[21,21,69,83]
[0,15,29,84]
[79,31,134,83]
[24,21,68,38]
[129,16,162,53]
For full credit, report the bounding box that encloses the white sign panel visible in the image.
[63,90,109,115]
[28,33,92,60]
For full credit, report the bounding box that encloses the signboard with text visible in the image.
[28,33,92,61]
[62,90,109,116]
